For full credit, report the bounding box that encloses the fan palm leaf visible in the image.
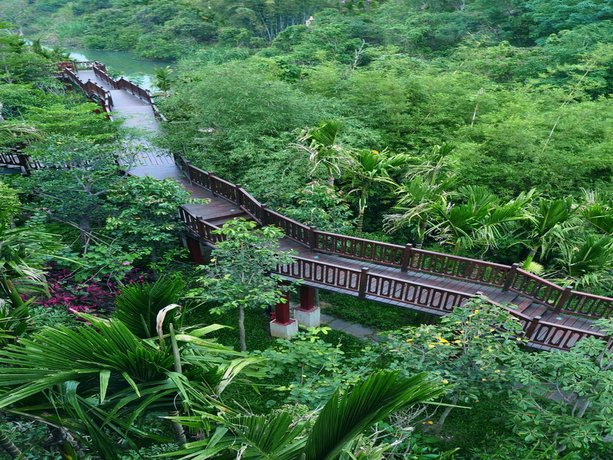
[114,276,185,338]
[169,371,444,460]
[303,371,443,460]
[581,202,613,235]
[295,120,348,182]
[0,314,257,456]
[0,224,64,306]
[556,235,613,280]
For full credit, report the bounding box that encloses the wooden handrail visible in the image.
[61,67,114,118]
[180,203,609,352]
[179,159,612,320]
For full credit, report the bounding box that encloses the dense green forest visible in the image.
[0,1,612,459]
[152,1,613,293]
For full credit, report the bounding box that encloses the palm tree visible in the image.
[385,176,451,248]
[0,313,258,458]
[114,276,185,338]
[345,149,409,233]
[427,186,533,255]
[170,370,444,459]
[522,196,577,272]
[155,66,173,95]
[0,224,61,308]
[555,235,613,291]
[580,190,613,236]
[295,120,349,186]
[385,144,456,247]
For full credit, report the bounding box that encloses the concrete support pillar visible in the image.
[295,285,321,328]
[270,291,298,338]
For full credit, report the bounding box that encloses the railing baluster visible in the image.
[401,244,413,272]
[358,268,369,299]
[553,286,573,314]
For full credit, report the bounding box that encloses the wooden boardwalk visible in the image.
[181,196,604,334]
[4,60,609,352]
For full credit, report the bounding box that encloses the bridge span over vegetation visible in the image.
[12,60,606,353]
[1,4,613,453]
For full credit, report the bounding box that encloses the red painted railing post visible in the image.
[235,184,242,206]
[525,315,542,341]
[274,291,291,324]
[358,267,369,299]
[401,243,413,272]
[503,263,519,291]
[553,286,573,314]
[309,226,317,251]
[299,285,315,311]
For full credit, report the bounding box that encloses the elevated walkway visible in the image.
[5,60,609,352]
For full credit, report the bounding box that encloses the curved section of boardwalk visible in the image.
[4,60,611,352]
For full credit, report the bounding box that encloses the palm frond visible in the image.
[582,202,613,235]
[114,276,185,338]
[303,371,443,460]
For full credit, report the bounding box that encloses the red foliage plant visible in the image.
[37,265,148,315]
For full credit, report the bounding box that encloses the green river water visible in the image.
[67,47,169,91]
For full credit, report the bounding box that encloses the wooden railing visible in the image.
[0,152,42,174]
[179,204,610,352]
[61,67,114,117]
[263,208,311,246]
[277,258,362,294]
[277,256,472,314]
[61,60,166,124]
[177,158,612,321]
[524,315,611,351]
[90,62,166,121]
[179,206,226,244]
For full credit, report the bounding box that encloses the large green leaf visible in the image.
[114,276,185,338]
[303,371,443,460]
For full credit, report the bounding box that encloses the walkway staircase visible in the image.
[2,60,611,352]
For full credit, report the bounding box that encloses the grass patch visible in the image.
[320,292,439,331]
[184,301,369,412]
[436,394,510,456]
[185,302,275,351]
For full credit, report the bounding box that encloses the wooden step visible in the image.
[208,212,250,226]
[523,304,548,318]
[513,298,534,313]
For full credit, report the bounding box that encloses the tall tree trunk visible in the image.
[239,306,247,352]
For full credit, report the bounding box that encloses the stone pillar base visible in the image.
[270,319,298,339]
[295,307,321,328]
